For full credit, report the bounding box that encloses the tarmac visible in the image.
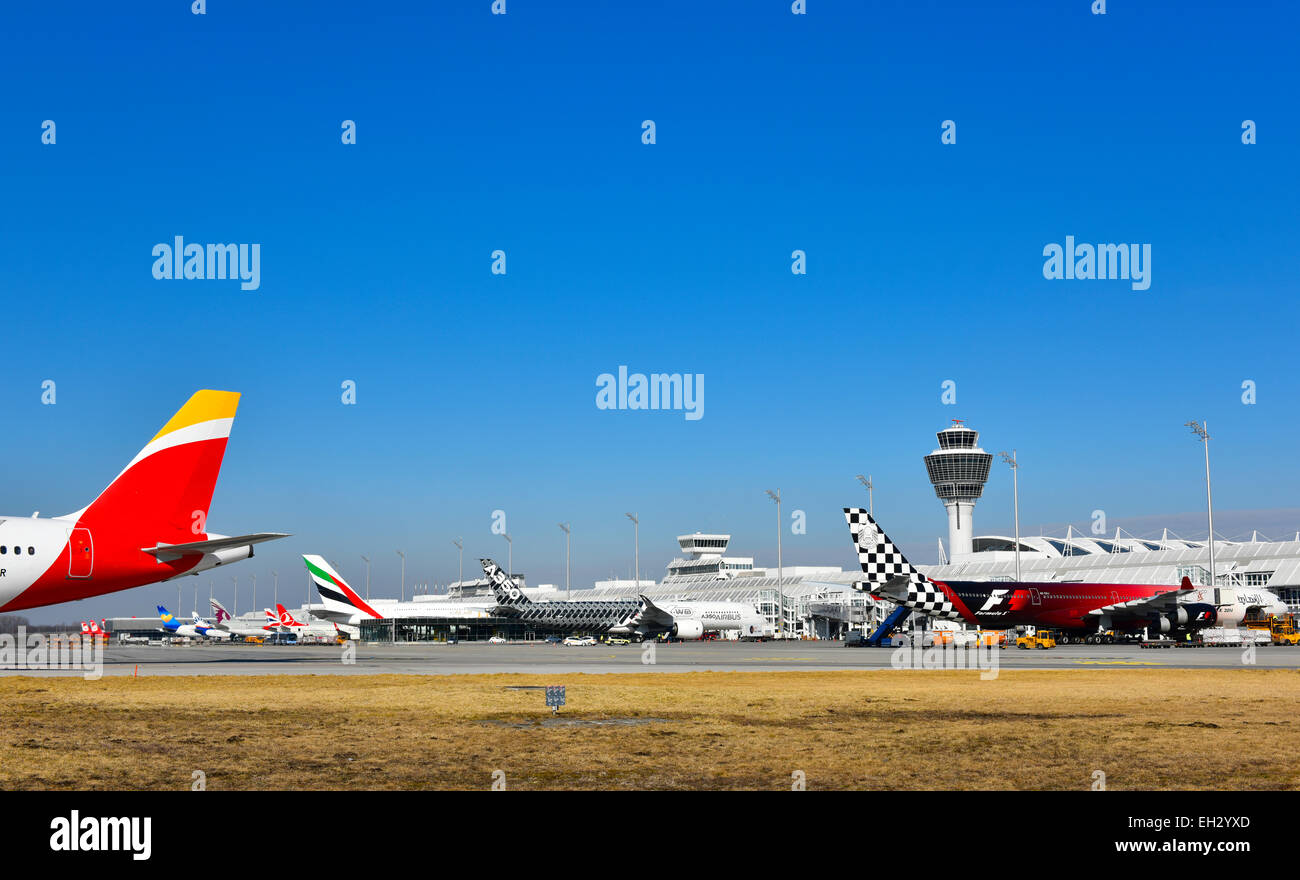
[4,639,1299,676]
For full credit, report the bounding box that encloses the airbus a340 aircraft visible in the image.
[844,508,1287,635]
[0,390,288,613]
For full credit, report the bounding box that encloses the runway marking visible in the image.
[1072,659,1164,666]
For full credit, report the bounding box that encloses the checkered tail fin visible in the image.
[843,508,925,594]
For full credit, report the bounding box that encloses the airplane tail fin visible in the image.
[66,390,241,541]
[843,508,961,619]
[481,558,529,606]
[303,555,383,620]
[275,603,299,626]
[210,598,232,625]
[157,605,178,629]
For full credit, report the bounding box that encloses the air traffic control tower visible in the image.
[923,420,993,558]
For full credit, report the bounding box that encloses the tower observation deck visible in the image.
[923,420,993,558]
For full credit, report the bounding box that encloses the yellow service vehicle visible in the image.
[1270,616,1300,646]
[1016,629,1056,649]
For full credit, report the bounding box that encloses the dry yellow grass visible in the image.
[1,670,1297,790]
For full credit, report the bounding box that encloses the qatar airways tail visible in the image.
[0,390,289,613]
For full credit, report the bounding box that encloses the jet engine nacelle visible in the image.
[186,545,254,575]
[1152,603,1217,633]
[671,620,705,640]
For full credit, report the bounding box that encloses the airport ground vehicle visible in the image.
[604,636,631,645]
[1270,616,1300,646]
[1016,629,1057,649]
[543,635,564,644]
[488,636,507,644]
[562,636,596,646]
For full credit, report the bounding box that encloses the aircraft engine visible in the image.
[1151,603,1217,633]
[188,545,254,574]
[671,620,705,640]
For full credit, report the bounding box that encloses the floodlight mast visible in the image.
[998,450,1021,582]
[766,489,783,638]
[855,474,873,516]
[1186,420,1216,585]
[558,523,571,600]
[625,514,639,588]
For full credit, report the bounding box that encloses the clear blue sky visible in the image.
[2,1,1296,621]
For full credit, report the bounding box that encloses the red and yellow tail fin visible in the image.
[70,390,241,541]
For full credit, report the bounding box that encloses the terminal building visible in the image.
[330,421,1300,641]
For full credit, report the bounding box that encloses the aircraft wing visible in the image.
[1084,583,1194,620]
[637,596,677,629]
[142,533,291,562]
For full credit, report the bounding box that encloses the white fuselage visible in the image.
[658,601,767,635]
[0,517,78,609]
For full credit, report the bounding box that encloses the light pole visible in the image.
[766,489,783,638]
[396,550,406,601]
[272,570,278,610]
[232,575,238,616]
[855,474,873,516]
[451,538,463,591]
[502,533,512,579]
[360,555,371,601]
[998,450,1021,582]
[1186,421,1216,585]
[558,523,571,600]
[625,513,639,587]
[251,574,257,615]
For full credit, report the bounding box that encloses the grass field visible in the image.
[2,670,1297,790]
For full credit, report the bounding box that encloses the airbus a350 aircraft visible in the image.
[844,508,1288,635]
[481,558,767,639]
[0,390,288,613]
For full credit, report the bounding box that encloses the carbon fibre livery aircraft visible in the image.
[844,508,1287,635]
[481,558,766,639]
[0,390,288,613]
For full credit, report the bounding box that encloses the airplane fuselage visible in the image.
[0,516,206,612]
[926,579,1284,632]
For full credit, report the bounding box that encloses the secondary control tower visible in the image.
[923,420,993,558]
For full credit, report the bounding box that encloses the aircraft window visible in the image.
[27,547,34,555]
[11,547,18,555]
[0,546,5,554]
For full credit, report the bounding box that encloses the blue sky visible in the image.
[1,1,1297,621]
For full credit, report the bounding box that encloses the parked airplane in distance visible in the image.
[302,555,494,636]
[264,603,340,640]
[843,508,1288,635]
[209,598,277,639]
[156,605,208,639]
[481,558,766,640]
[0,390,288,613]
